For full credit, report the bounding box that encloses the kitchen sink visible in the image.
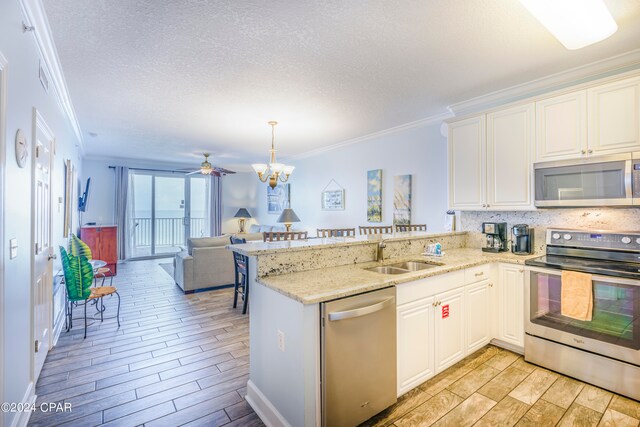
[364,261,444,275]
[387,261,443,271]
[364,266,411,275]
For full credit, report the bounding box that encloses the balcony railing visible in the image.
[132,217,206,248]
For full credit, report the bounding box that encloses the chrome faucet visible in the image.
[376,241,387,262]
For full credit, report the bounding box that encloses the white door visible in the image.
[588,76,640,155]
[397,296,434,396]
[535,90,587,161]
[448,115,486,210]
[497,264,525,349]
[486,103,535,210]
[32,112,54,380]
[434,287,465,373]
[464,280,491,355]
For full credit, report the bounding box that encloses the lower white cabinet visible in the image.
[464,280,493,354]
[397,297,435,396]
[434,287,465,373]
[497,264,525,349]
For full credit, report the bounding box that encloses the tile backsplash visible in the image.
[460,208,640,253]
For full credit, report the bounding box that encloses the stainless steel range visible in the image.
[524,228,640,401]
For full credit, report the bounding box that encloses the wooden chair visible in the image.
[359,225,393,235]
[230,236,249,314]
[395,224,427,232]
[263,231,308,242]
[316,228,356,238]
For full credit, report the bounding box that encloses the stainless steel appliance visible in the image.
[534,152,640,207]
[482,222,508,253]
[524,229,640,400]
[321,287,396,427]
[511,224,534,255]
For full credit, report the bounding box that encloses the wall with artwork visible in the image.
[250,120,449,234]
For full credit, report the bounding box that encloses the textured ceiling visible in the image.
[43,0,640,167]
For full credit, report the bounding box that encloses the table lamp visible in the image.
[277,208,300,232]
[234,208,252,233]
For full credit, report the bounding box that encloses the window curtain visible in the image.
[113,166,130,260]
[205,176,222,237]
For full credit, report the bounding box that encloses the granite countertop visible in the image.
[256,248,541,304]
[227,231,467,256]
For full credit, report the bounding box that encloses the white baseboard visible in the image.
[246,380,292,427]
[490,338,524,355]
[10,382,35,427]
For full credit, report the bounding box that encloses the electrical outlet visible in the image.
[277,330,285,352]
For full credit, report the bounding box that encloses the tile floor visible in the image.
[362,345,640,427]
[29,259,262,426]
[31,259,640,426]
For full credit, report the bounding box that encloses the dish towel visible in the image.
[561,270,593,321]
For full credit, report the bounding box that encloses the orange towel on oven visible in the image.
[561,271,593,321]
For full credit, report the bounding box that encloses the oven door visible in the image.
[534,154,632,207]
[525,266,640,366]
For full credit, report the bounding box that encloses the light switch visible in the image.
[9,238,18,259]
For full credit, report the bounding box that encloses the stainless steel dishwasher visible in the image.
[321,286,397,427]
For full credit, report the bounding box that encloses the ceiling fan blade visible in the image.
[185,170,200,176]
[213,167,236,174]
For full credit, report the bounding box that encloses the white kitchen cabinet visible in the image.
[497,264,525,349]
[535,90,587,161]
[397,296,435,396]
[448,115,485,210]
[464,280,492,355]
[588,76,640,155]
[434,287,465,373]
[486,103,535,209]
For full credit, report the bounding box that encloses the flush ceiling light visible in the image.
[519,0,618,50]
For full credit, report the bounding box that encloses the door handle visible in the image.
[48,254,57,261]
[328,298,393,321]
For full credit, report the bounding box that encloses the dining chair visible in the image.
[317,228,356,237]
[395,224,427,232]
[359,225,393,235]
[69,233,113,286]
[60,246,120,339]
[263,231,309,242]
[230,236,250,314]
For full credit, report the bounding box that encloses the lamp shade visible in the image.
[277,208,300,224]
[234,208,252,219]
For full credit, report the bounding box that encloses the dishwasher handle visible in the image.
[327,297,394,322]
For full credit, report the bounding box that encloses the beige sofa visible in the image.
[173,232,263,293]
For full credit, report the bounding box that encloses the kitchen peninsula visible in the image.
[227,231,539,427]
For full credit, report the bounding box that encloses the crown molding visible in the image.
[19,0,84,154]
[286,111,453,161]
[448,48,640,116]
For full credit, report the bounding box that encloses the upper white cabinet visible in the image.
[486,103,535,209]
[449,103,534,211]
[535,90,587,161]
[588,76,640,155]
[448,116,485,210]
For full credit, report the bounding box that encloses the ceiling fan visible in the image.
[185,153,236,176]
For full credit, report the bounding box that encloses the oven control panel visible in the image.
[547,229,640,251]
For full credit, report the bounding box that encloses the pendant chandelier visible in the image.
[252,121,295,189]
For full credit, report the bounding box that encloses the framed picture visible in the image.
[393,174,412,225]
[322,189,345,210]
[367,169,382,222]
[63,159,75,237]
[267,183,290,214]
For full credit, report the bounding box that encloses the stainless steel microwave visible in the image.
[534,152,640,207]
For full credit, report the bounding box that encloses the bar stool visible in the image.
[230,236,250,314]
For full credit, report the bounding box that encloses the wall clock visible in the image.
[15,129,28,168]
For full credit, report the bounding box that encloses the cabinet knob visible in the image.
[588,149,593,154]
[475,272,484,277]
[581,150,586,154]
[519,269,524,273]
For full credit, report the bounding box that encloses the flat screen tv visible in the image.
[78,177,91,212]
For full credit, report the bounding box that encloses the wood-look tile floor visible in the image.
[29,259,262,427]
[362,345,640,427]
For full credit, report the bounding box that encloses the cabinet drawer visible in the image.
[397,270,464,305]
[465,264,491,285]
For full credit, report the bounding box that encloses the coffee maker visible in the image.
[482,222,507,253]
[511,224,534,255]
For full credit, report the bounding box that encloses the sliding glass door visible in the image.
[129,171,209,258]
